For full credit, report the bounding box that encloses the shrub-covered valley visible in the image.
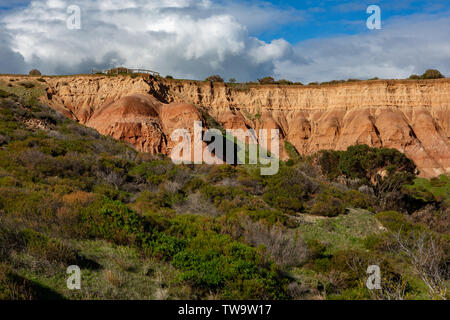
[0,83,448,300]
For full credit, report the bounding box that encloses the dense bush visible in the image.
[309,193,345,217]
[29,69,42,76]
[205,75,224,83]
[409,69,445,80]
[318,145,416,188]
[172,231,287,299]
[420,69,445,79]
[258,77,275,85]
[263,166,318,214]
[277,79,293,85]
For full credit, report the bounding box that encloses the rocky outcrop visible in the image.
[6,75,447,177]
[157,78,450,177]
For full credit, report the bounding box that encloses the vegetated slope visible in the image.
[14,74,448,178]
[0,86,448,300]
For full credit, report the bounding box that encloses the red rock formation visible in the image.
[9,74,447,177]
[86,94,167,154]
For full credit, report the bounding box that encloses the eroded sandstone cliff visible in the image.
[5,75,448,177]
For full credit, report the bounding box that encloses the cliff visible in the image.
[3,75,448,177]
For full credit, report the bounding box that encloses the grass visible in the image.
[405,175,450,203]
[13,240,189,300]
[0,80,45,102]
[298,209,382,255]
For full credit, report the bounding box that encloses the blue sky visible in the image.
[248,0,450,42]
[0,0,449,82]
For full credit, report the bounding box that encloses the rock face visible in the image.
[86,94,168,154]
[20,75,450,177]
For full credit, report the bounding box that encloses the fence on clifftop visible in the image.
[91,67,160,77]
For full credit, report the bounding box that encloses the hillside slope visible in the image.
[0,88,448,300]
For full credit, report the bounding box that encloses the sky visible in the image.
[0,0,449,83]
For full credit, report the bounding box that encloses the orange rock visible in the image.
[23,74,449,177]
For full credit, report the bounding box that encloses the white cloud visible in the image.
[0,0,293,80]
[249,39,293,64]
[274,12,450,83]
[0,1,449,83]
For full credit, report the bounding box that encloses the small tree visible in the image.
[394,230,448,299]
[229,78,236,83]
[409,74,420,80]
[421,69,445,79]
[29,69,41,76]
[205,75,224,82]
[258,76,275,85]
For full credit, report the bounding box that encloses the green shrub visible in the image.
[284,141,299,159]
[129,159,177,185]
[309,193,345,217]
[375,211,410,232]
[341,190,372,209]
[29,69,41,76]
[79,198,145,244]
[172,232,287,299]
[420,69,445,79]
[258,77,275,85]
[337,145,416,186]
[200,184,246,208]
[262,167,316,213]
[206,164,237,183]
[277,79,293,85]
[205,75,224,83]
[317,150,341,179]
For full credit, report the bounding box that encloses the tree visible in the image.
[228,78,236,83]
[394,230,448,299]
[420,69,445,79]
[205,75,224,83]
[258,77,275,85]
[29,69,41,76]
